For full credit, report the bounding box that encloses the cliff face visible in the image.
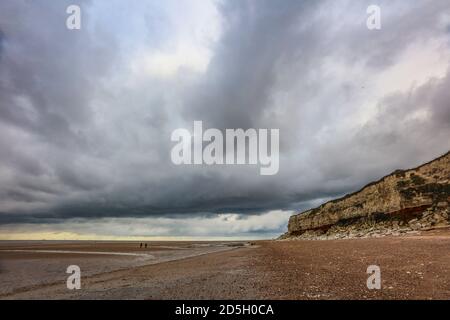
[284,151,450,240]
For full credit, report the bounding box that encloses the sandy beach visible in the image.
[1,228,449,300]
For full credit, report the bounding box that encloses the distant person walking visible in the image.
[145,243,147,249]
[140,243,142,248]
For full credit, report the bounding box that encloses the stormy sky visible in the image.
[0,0,449,240]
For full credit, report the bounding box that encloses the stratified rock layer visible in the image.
[284,151,450,240]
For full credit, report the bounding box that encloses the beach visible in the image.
[1,228,449,300]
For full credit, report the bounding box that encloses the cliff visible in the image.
[283,151,450,240]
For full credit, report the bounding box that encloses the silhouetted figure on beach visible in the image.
[140,243,142,248]
[145,243,147,249]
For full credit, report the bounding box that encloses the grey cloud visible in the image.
[0,0,449,230]
[0,210,293,239]
[186,0,320,129]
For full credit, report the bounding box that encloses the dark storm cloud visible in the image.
[0,0,449,227]
[185,0,320,129]
[0,0,113,150]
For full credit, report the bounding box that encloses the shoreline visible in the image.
[1,229,449,300]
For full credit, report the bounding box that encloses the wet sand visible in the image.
[1,229,449,300]
[0,241,242,298]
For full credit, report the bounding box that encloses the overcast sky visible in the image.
[0,0,449,240]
